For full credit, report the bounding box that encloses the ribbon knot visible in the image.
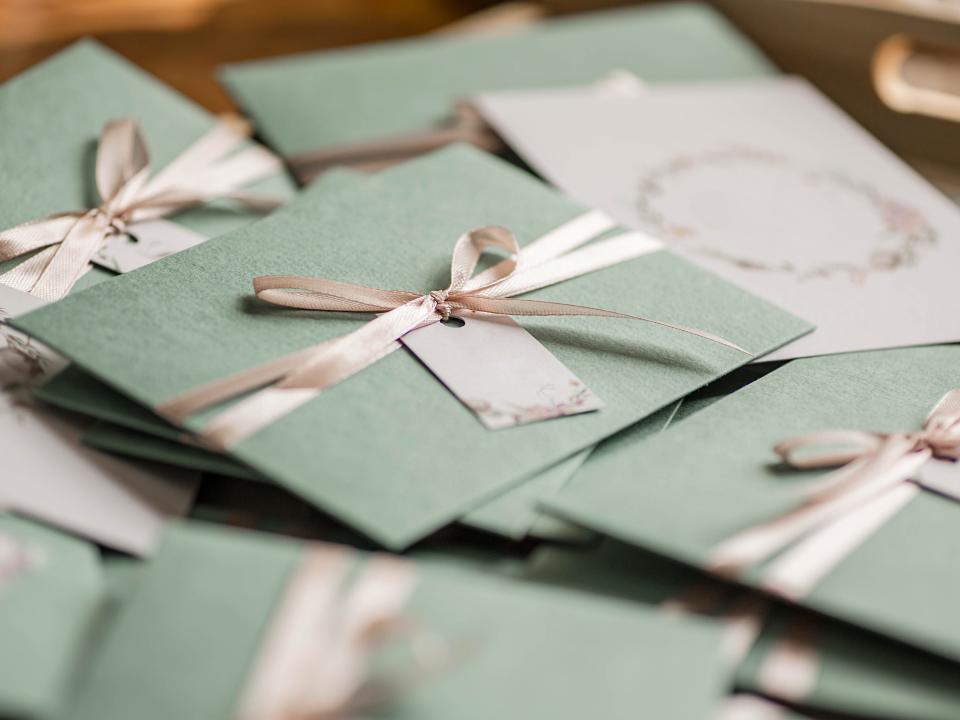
[0,117,283,303]
[428,289,453,321]
[709,388,960,598]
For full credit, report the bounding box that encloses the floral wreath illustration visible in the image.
[634,145,938,282]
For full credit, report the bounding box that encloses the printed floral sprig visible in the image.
[467,380,595,427]
[0,306,52,417]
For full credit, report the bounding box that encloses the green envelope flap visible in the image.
[66,522,729,720]
[0,514,104,720]
[547,344,960,661]
[219,2,774,156]
[13,145,811,549]
[0,39,295,284]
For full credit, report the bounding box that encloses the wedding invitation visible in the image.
[477,77,960,360]
[64,521,730,720]
[528,539,960,720]
[12,146,810,549]
[547,344,960,662]
[0,40,296,552]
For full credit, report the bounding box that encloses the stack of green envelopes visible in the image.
[5,2,960,718]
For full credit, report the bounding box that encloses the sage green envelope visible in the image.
[13,145,810,549]
[528,540,960,720]
[546,344,960,662]
[0,40,295,285]
[65,521,730,720]
[0,514,104,720]
[219,2,774,158]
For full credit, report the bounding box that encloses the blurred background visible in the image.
[1,0,957,192]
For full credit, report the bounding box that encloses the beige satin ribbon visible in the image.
[286,103,503,184]
[0,118,283,303]
[158,210,748,449]
[237,548,441,720]
[709,389,960,599]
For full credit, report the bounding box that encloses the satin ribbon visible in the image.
[285,103,503,183]
[158,210,749,449]
[0,118,283,302]
[709,389,960,599]
[237,548,446,720]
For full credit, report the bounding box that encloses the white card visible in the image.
[0,284,197,555]
[477,77,960,360]
[916,458,960,504]
[92,219,207,274]
[401,312,603,429]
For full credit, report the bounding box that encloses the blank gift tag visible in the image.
[916,458,960,503]
[401,311,603,429]
[92,219,207,274]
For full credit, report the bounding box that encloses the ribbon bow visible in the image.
[158,211,748,449]
[0,118,283,302]
[709,389,960,598]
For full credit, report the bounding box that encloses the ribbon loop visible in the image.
[0,118,282,302]
[709,389,960,595]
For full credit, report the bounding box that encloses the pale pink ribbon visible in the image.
[0,118,283,302]
[237,548,444,720]
[709,389,960,599]
[157,210,749,449]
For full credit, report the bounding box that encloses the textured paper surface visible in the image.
[548,344,960,661]
[65,522,728,720]
[0,515,104,720]
[219,2,775,157]
[477,77,960,360]
[403,313,603,429]
[14,146,810,549]
[528,539,960,720]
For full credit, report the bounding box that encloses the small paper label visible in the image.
[916,458,960,503]
[92,219,207,274]
[401,312,603,429]
[0,285,68,392]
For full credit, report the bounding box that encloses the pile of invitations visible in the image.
[3,4,960,719]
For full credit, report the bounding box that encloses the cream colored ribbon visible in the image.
[158,210,749,449]
[237,548,444,720]
[0,118,283,302]
[709,389,960,599]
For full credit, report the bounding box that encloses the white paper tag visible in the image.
[0,285,68,389]
[92,219,207,274]
[916,458,960,503]
[401,312,603,429]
